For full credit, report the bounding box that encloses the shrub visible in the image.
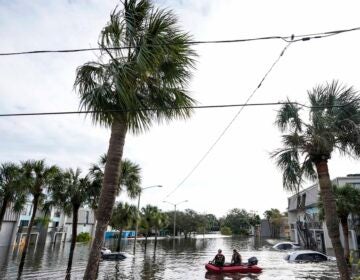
[220,226,232,235]
[76,232,91,242]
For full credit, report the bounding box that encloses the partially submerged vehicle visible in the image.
[272,241,301,250]
[205,257,262,274]
[284,250,336,262]
[100,247,126,260]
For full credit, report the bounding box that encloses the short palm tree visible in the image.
[319,184,360,263]
[109,202,137,252]
[0,162,26,231]
[153,211,168,250]
[89,154,142,199]
[272,80,360,280]
[50,168,100,279]
[17,160,59,278]
[75,1,196,277]
[141,204,159,251]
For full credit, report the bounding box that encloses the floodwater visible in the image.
[0,235,340,279]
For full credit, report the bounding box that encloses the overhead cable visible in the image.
[0,26,359,56]
[163,42,293,199]
[1,100,359,117]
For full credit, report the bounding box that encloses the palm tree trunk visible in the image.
[18,194,40,279]
[144,231,148,252]
[66,206,79,280]
[340,216,350,264]
[116,228,123,252]
[154,228,158,251]
[315,160,350,280]
[84,116,127,280]
[0,197,9,231]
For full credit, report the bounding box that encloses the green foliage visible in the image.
[74,0,197,132]
[220,226,232,235]
[76,232,91,242]
[272,81,360,192]
[89,155,142,201]
[220,208,256,235]
[318,184,360,221]
[34,216,51,227]
[110,202,137,230]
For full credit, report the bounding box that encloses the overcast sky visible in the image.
[1,0,360,218]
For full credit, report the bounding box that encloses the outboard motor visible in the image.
[247,257,258,266]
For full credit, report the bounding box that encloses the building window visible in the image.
[85,211,89,224]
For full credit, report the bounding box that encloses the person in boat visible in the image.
[212,249,225,266]
[231,249,242,265]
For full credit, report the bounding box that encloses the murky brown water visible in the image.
[0,235,340,279]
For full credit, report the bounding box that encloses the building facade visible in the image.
[288,174,360,253]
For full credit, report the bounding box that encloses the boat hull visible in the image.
[205,263,262,273]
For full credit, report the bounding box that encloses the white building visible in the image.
[288,174,360,253]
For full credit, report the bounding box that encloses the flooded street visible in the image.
[0,235,339,279]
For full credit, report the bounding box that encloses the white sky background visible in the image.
[1,0,360,218]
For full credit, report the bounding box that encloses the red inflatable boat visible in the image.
[205,263,262,274]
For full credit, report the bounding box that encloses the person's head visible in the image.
[218,249,222,253]
[233,249,237,253]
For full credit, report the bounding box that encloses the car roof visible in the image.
[288,250,325,256]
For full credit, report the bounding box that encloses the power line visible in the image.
[1,100,358,117]
[1,26,360,56]
[164,42,293,199]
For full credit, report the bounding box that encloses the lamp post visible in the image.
[163,200,188,238]
[133,185,162,252]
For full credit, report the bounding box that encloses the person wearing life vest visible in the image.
[231,249,242,265]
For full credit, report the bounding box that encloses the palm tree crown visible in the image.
[74,0,196,132]
[273,81,360,191]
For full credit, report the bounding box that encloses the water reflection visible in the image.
[0,236,342,279]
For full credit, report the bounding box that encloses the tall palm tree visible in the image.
[0,162,26,231]
[75,1,196,277]
[17,160,59,279]
[272,80,360,280]
[49,168,100,279]
[109,202,137,252]
[319,184,360,263]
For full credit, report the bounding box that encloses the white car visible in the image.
[284,250,336,262]
[101,247,112,255]
[272,242,301,250]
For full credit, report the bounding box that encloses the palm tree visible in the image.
[17,160,59,279]
[0,162,26,231]
[319,184,360,263]
[89,154,142,199]
[153,211,168,250]
[109,202,137,252]
[141,204,158,251]
[272,80,360,280]
[75,1,196,277]
[49,168,100,279]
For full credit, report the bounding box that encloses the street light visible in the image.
[133,185,162,252]
[162,200,188,238]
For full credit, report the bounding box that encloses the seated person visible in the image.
[213,249,225,266]
[231,249,242,265]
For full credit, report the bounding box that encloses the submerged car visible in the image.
[272,242,301,250]
[284,250,336,262]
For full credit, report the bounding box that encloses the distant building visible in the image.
[0,198,97,246]
[287,174,360,253]
[0,204,20,246]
